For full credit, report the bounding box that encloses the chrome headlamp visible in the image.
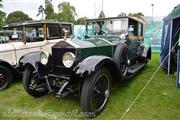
[40,51,49,65]
[62,52,75,68]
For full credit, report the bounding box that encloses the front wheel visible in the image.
[81,67,111,117]
[23,65,48,97]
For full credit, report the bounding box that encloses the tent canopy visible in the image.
[160,4,180,72]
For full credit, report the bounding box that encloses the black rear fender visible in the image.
[141,46,151,60]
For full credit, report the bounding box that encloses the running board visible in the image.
[128,62,146,74]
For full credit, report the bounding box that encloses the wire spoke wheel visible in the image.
[91,74,110,111]
[120,50,128,76]
[113,43,129,77]
[81,67,111,117]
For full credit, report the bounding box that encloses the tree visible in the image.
[128,12,144,19]
[0,0,3,8]
[0,11,6,29]
[0,0,5,29]
[6,11,32,24]
[57,2,77,23]
[37,5,45,20]
[76,17,86,25]
[118,12,127,17]
[44,0,54,19]
[46,13,58,20]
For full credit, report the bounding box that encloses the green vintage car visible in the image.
[21,16,151,117]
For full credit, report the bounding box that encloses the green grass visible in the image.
[0,53,180,120]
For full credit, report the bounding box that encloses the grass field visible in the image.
[0,53,180,120]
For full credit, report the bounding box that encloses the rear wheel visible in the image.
[119,49,128,76]
[23,65,48,97]
[114,44,129,77]
[0,65,12,90]
[81,67,111,117]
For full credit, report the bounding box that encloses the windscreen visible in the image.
[85,18,128,37]
[0,27,23,43]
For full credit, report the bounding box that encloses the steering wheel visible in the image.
[101,30,107,35]
[97,30,107,35]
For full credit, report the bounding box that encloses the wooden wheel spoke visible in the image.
[0,73,5,81]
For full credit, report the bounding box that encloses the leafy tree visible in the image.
[0,0,5,29]
[118,12,127,17]
[128,12,144,19]
[44,0,54,19]
[57,2,77,23]
[46,13,58,20]
[6,11,32,24]
[76,17,86,25]
[37,5,45,20]
[117,12,144,19]
[0,0,3,8]
[0,11,6,29]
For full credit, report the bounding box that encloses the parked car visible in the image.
[22,16,151,117]
[0,21,73,90]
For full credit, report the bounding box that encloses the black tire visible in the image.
[81,67,111,117]
[0,65,12,91]
[23,65,48,97]
[113,43,129,77]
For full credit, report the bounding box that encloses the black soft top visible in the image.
[85,16,146,24]
[3,20,73,28]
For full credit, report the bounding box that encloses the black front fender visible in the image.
[73,55,119,80]
[19,51,41,69]
[19,52,50,77]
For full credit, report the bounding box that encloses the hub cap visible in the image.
[105,90,110,98]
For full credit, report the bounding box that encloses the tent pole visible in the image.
[168,20,173,75]
[177,33,180,88]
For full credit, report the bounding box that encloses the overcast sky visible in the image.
[1,0,180,20]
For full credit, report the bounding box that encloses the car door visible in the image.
[0,42,17,66]
[0,27,27,66]
[127,20,143,60]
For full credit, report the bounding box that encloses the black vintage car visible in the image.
[21,16,151,117]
